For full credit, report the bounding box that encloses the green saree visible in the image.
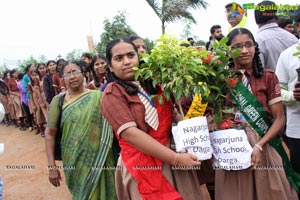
[56,90,116,200]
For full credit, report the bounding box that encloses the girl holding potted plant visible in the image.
[101,38,203,200]
[214,28,299,200]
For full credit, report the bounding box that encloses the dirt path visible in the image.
[0,124,71,200]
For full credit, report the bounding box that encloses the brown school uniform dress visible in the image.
[215,69,298,200]
[31,78,47,124]
[7,78,25,119]
[102,82,204,200]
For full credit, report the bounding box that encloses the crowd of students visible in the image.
[0,53,108,137]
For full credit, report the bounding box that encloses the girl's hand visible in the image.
[251,147,262,167]
[176,153,201,167]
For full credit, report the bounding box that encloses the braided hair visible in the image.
[227,28,263,78]
[106,68,138,95]
[253,43,263,78]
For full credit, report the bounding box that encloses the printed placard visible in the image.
[172,116,212,160]
[210,129,253,170]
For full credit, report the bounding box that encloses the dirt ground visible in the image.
[0,124,211,200]
[0,124,72,200]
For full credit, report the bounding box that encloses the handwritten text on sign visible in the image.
[172,116,212,160]
[210,129,253,170]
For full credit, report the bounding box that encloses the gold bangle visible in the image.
[254,144,263,151]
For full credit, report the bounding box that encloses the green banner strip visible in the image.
[230,81,300,192]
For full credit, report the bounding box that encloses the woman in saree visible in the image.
[45,60,117,200]
[101,38,203,200]
[214,28,299,200]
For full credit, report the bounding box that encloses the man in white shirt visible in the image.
[276,40,300,176]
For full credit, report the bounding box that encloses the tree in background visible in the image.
[15,49,85,72]
[96,11,136,54]
[144,38,155,53]
[66,49,84,61]
[38,55,48,64]
[180,19,195,40]
[179,19,206,48]
[196,39,206,47]
[18,56,38,72]
[17,55,47,72]
[145,0,207,34]
[0,64,9,77]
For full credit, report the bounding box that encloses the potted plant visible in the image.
[134,34,240,123]
[134,34,243,162]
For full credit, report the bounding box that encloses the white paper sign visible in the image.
[172,116,212,160]
[210,129,253,170]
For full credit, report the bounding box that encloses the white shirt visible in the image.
[255,23,298,71]
[275,40,300,139]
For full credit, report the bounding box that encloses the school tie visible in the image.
[240,69,252,94]
[135,82,159,131]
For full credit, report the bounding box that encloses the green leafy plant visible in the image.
[134,34,239,123]
[203,36,240,123]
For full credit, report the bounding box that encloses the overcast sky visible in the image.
[0,0,298,67]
